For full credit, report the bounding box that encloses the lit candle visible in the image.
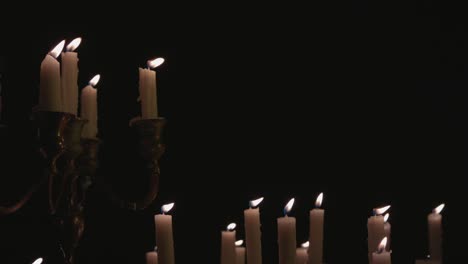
[368,205,390,263]
[244,197,263,264]
[61,37,81,115]
[383,213,391,251]
[139,58,164,119]
[278,198,296,264]
[32,258,43,264]
[146,247,158,264]
[81,74,100,139]
[221,223,237,264]
[308,193,324,264]
[39,40,65,112]
[235,240,246,264]
[296,241,309,264]
[155,202,175,264]
[371,237,391,264]
[428,203,445,262]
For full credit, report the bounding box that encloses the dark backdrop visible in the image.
[0,3,466,264]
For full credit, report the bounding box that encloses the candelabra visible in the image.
[0,112,166,264]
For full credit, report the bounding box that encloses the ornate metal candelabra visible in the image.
[0,112,166,264]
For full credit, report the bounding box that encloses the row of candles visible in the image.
[144,194,444,264]
[38,38,164,139]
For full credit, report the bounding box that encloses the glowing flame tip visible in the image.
[49,40,65,58]
[284,198,295,215]
[89,74,100,86]
[227,223,236,231]
[383,213,389,223]
[249,197,264,208]
[161,202,175,214]
[378,237,388,252]
[434,203,445,214]
[147,58,165,69]
[235,240,244,246]
[375,205,391,215]
[32,258,43,264]
[301,241,310,248]
[315,192,324,208]
[66,37,82,51]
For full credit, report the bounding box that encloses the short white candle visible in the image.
[236,240,246,264]
[61,37,81,115]
[39,40,65,112]
[81,75,100,139]
[221,223,237,264]
[244,197,263,264]
[296,241,309,264]
[146,247,158,264]
[155,202,175,264]
[278,198,296,264]
[428,204,445,262]
[308,193,324,264]
[368,205,390,263]
[371,237,391,264]
[139,58,164,119]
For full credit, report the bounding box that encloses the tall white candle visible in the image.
[308,193,324,264]
[296,242,309,264]
[39,40,65,112]
[428,204,444,262]
[278,198,296,264]
[61,37,81,115]
[372,237,391,264]
[81,75,100,139]
[146,247,158,264]
[139,58,164,119]
[368,205,390,263]
[244,197,263,264]
[221,223,237,264]
[383,213,391,251]
[236,240,246,264]
[155,203,175,264]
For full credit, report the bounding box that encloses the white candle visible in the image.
[81,75,100,139]
[371,237,391,264]
[368,205,390,263]
[146,248,158,264]
[39,40,65,112]
[155,202,175,264]
[278,198,296,264]
[296,242,309,264]
[428,204,444,262]
[308,193,324,264]
[244,197,263,264]
[61,37,81,115]
[139,58,164,119]
[221,223,237,264]
[236,240,246,264]
[383,213,391,251]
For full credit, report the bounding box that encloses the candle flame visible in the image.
[383,213,389,223]
[433,203,445,214]
[161,202,175,214]
[32,258,43,264]
[235,240,244,246]
[378,237,388,252]
[147,58,165,69]
[249,197,264,208]
[301,241,310,248]
[315,192,324,208]
[49,40,65,58]
[66,37,82,52]
[89,74,101,87]
[227,223,236,231]
[284,198,295,215]
[374,205,391,215]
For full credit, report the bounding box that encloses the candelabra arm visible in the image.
[0,176,47,216]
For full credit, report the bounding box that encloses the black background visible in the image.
[0,3,466,263]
